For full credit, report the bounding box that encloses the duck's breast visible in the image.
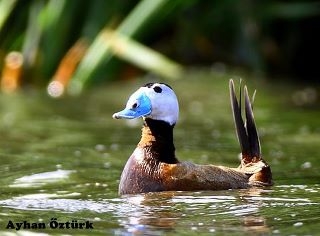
[119,148,165,195]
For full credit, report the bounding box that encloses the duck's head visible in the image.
[112,83,179,125]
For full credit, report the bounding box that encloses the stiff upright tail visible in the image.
[229,79,272,186]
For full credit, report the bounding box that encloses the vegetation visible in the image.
[0,0,319,96]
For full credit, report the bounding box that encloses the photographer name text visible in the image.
[6,218,94,230]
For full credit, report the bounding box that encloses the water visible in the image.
[0,74,319,235]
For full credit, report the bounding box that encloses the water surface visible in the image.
[0,74,319,235]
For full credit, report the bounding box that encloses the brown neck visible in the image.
[137,118,179,164]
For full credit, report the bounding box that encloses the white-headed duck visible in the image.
[113,80,272,195]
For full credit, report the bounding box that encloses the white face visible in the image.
[143,83,179,125]
[113,83,179,125]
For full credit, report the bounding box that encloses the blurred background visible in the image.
[1,0,320,97]
[1,2,320,234]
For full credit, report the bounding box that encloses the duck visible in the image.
[112,80,272,195]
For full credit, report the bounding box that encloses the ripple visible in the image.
[0,194,112,213]
[9,169,76,188]
[171,195,236,204]
[0,193,148,215]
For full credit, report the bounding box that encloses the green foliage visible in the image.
[69,0,185,94]
[0,0,319,95]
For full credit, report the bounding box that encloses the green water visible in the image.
[0,73,319,235]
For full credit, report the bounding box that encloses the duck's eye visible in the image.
[153,86,162,93]
[131,101,139,109]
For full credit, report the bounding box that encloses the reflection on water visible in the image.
[1,184,319,235]
[0,77,320,234]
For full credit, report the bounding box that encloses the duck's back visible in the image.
[118,149,263,195]
[161,162,251,191]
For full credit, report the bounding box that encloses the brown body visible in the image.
[119,119,272,195]
[118,80,273,195]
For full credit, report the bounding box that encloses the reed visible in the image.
[1,51,23,93]
[68,0,173,95]
[0,0,17,31]
[0,0,318,95]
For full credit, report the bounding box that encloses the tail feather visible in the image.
[244,86,261,159]
[229,80,250,157]
[229,80,261,163]
[229,79,272,186]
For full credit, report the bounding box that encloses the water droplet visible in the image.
[95,144,106,152]
[301,162,312,169]
[110,143,119,151]
[104,162,111,168]
[293,222,303,227]
[74,150,82,157]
